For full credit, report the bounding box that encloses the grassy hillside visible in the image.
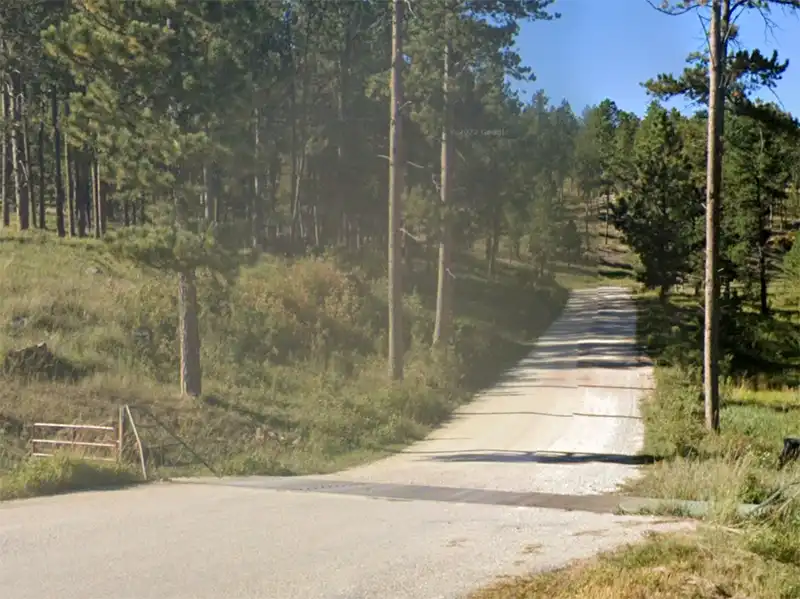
[0,229,571,497]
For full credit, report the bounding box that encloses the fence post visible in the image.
[117,405,125,463]
[124,405,148,481]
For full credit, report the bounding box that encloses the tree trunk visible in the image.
[703,0,725,432]
[92,159,102,238]
[38,116,46,230]
[74,156,87,237]
[489,218,500,279]
[289,10,312,244]
[21,83,33,230]
[1,82,9,228]
[252,109,265,251]
[177,267,202,397]
[337,10,353,246]
[758,245,769,316]
[10,75,28,231]
[387,0,405,380]
[175,190,202,397]
[433,32,454,347]
[64,101,76,237]
[50,88,67,237]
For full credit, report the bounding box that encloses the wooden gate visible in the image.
[30,408,123,462]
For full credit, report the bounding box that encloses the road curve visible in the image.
[0,287,690,599]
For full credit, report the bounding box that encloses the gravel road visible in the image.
[0,286,691,599]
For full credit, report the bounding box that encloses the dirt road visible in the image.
[0,286,690,599]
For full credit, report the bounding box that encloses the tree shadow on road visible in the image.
[408,449,658,466]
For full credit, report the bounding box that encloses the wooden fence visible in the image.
[30,407,124,463]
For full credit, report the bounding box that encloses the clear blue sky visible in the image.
[514,0,800,118]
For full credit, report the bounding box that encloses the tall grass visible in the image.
[0,230,565,491]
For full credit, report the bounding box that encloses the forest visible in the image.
[2,0,800,595]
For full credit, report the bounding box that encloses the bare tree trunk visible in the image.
[703,0,726,432]
[10,74,28,230]
[21,83,33,230]
[388,0,405,381]
[178,267,202,397]
[433,34,453,346]
[758,245,769,316]
[92,159,103,238]
[174,190,202,397]
[37,116,45,230]
[64,101,76,237]
[73,156,86,236]
[289,10,312,244]
[312,203,321,247]
[289,72,298,242]
[584,192,591,255]
[488,207,500,278]
[92,160,99,238]
[337,9,353,246]
[252,108,265,251]
[1,81,9,228]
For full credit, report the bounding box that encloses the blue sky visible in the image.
[514,0,800,117]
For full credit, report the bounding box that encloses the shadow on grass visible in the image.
[0,457,140,501]
[600,268,637,280]
[724,398,800,414]
[202,394,297,432]
[600,257,634,272]
[636,293,800,382]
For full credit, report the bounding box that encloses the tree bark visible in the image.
[387,0,405,380]
[21,82,33,230]
[74,155,87,236]
[37,116,45,230]
[10,77,28,231]
[1,81,9,228]
[489,220,500,278]
[175,190,202,397]
[252,108,265,251]
[758,245,769,316]
[64,101,76,237]
[703,0,725,432]
[337,8,353,246]
[92,159,102,238]
[433,31,454,346]
[178,267,202,397]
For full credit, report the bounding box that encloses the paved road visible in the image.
[0,287,690,599]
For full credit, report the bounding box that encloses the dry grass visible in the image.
[0,229,568,495]
[472,529,800,599]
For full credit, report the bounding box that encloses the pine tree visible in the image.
[614,102,703,300]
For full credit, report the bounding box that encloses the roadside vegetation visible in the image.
[3,0,800,596]
[473,0,800,596]
[475,271,800,598]
[0,230,567,496]
[0,0,638,500]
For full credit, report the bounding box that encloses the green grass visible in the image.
[0,228,568,496]
[472,528,800,599]
[0,455,139,500]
